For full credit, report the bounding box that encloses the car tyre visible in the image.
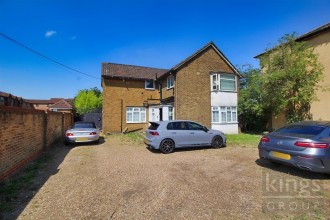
[160,138,175,154]
[211,136,224,148]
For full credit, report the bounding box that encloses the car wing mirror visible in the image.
[203,126,209,132]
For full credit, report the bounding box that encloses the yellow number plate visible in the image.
[144,138,149,144]
[270,151,291,160]
[76,137,88,141]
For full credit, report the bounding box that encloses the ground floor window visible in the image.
[126,107,146,123]
[168,107,174,120]
[212,106,237,123]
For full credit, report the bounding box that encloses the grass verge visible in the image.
[226,133,262,148]
[110,131,261,148]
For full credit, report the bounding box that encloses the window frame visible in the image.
[185,122,205,131]
[211,73,237,92]
[126,107,146,123]
[168,107,174,120]
[212,106,237,123]
[145,79,155,90]
[166,75,174,89]
[166,121,186,130]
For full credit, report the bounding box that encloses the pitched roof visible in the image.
[296,22,330,41]
[102,41,242,80]
[255,22,330,58]
[171,41,242,77]
[50,100,73,109]
[0,91,11,98]
[0,91,24,100]
[102,63,169,80]
[27,98,73,105]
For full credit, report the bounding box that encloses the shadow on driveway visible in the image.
[146,145,225,154]
[0,143,72,219]
[255,158,329,180]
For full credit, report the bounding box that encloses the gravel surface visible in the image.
[3,134,330,219]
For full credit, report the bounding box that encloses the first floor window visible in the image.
[145,79,155,90]
[126,107,146,123]
[211,73,236,92]
[167,75,174,89]
[212,106,237,123]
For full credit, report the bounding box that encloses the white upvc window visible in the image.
[167,75,174,89]
[168,107,174,120]
[126,107,146,123]
[212,74,220,90]
[211,73,236,92]
[212,106,237,123]
[145,79,155,90]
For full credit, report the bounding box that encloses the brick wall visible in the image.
[160,77,175,99]
[175,47,235,127]
[102,78,159,133]
[0,106,73,181]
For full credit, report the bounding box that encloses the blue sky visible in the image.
[1,0,330,99]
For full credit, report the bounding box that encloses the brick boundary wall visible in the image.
[0,106,73,181]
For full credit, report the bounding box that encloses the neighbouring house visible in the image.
[102,41,242,134]
[255,22,330,130]
[0,91,34,109]
[27,98,74,113]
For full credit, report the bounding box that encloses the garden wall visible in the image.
[0,106,73,181]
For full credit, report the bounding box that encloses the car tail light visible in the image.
[66,133,74,136]
[261,136,270,143]
[294,141,329,148]
[149,131,159,136]
[89,132,97,135]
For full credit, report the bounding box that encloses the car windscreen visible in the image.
[148,122,159,130]
[73,123,95,129]
[275,125,326,136]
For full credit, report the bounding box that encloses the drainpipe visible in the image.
[120,99,123,133]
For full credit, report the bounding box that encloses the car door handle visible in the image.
[190,132,195,134]
[171,132,176,134]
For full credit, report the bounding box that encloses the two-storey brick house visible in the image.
[102,42,241,134]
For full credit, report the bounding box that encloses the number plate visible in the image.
[144,138,149,145]
[270,151,291,160]
[76,137,88,141]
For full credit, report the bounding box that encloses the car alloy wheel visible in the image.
[160,139,175,154]
[212,136,223,148]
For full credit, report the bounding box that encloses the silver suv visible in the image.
[144,120,226,154]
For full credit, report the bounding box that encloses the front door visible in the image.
[149,107,160,122]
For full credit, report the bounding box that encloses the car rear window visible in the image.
[73,123,96,129]
[276,125,325,136]
[148,122,159,130]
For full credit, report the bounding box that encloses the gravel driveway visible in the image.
[5,134,330,219]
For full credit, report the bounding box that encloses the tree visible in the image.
[74,87,102,114]
[238,65,268,132]
[259,33,324,123]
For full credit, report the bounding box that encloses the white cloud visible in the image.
[45,30,57,38]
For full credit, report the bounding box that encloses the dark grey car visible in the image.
[258,121,330,174]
